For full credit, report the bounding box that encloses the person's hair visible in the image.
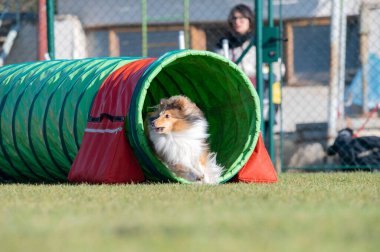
[227,4,255,32]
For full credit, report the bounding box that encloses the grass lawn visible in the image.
[0,172,379,252]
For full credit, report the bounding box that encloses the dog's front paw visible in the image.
[187,172,204,183]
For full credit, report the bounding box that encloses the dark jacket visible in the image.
[327,128,380,168]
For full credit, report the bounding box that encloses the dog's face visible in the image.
[149,108,183,134]
[148,95,203,134]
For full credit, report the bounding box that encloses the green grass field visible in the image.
[0,172,379,252]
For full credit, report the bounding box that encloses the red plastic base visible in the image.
[232,134,278,183]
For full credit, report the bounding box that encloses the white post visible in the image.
[359,4,369,114]
[222,39,229,59]
[178,30,185,50]
[338,0,346,120]
[328,0,341,145]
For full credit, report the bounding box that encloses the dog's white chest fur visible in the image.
[149,120,208,170]
[147,95,223,184]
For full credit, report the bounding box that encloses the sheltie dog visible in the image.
[147,95,223,184]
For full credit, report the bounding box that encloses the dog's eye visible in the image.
[165,114,170,118]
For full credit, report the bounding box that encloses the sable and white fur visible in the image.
[147,95,223,184]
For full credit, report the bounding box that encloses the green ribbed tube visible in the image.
[0,58,137,182]
[0,51,261,184]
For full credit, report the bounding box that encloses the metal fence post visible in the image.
[38,0,47,60]
[359,3,369,114]
[328,0,342,146]
[338,0,346,119]
[267,0,275,161]
[46,0,55,60]
[184,0,190,49]
[141,0,148,57]
[255,0,264,134]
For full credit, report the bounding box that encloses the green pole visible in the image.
[142,0,148,56]
[184,0,190,48]
[46,0,55,59]
[255,0,264,134]
[279,0,284,173]
[268,0,275,161]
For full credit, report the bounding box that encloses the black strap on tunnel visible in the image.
[88,113,125,123]
[61,59,125,162]
[73,60,126,149]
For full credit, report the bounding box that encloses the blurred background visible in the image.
[1,0,380,172]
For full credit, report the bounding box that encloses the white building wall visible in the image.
[54,15,87,59]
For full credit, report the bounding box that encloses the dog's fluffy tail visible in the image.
[203,153,223,184]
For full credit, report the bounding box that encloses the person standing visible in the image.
[216,4,257,84]
[215,4,283,139]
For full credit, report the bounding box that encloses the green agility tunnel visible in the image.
[0,50,261,183]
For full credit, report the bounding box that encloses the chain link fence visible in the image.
[2,0,380,172]
[279,0,380,172]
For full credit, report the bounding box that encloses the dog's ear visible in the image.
[175,96,192,110]
[164,96,181,110]
[159,98,168,106]
[175,99,185,111]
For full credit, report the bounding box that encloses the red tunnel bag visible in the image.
[68,58,156,183]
